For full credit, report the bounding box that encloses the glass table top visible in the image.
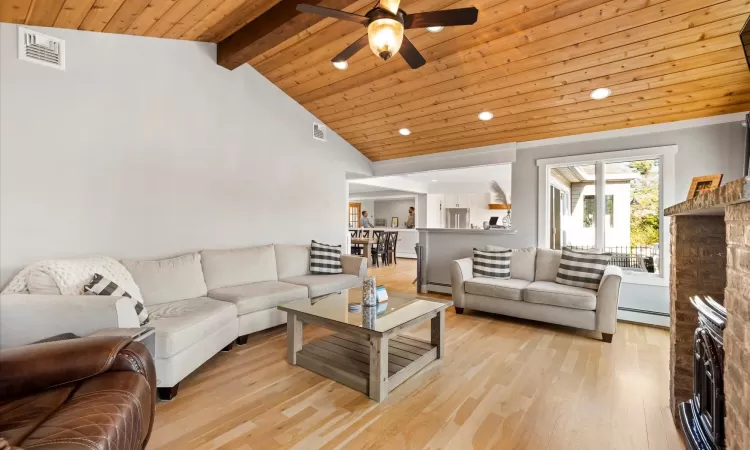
[278,288,452,334]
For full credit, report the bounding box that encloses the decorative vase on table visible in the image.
[363,276,377,307]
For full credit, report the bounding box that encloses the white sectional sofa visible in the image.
[451,248,622,342]
[0,244,366,400]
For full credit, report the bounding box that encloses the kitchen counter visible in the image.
[415,227,517,234]
[417,227,522,293]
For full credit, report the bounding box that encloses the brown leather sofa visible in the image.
[0,336,157,450]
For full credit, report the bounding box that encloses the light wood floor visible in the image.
[149,259,684,450]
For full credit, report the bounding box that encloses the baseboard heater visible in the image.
[617,306,669,317]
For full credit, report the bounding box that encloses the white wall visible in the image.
[0,24,372,286]
[374,199,415,228]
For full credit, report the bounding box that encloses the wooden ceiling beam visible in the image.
[216,0,363,70]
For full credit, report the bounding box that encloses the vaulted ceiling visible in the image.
[3,0,750,161]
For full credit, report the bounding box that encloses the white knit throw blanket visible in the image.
[1,256,144,302]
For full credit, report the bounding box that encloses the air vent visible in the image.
[313,122,327,142]
[18,27,65,70]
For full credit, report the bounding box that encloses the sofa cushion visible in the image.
[201,245,278,291]
[486,246,537,281]
[472,248,511,279]
[523,281,597,311]
[282,274,360,298]
[207,281,308,315]
[122,253,208,306]
[309,241,343,275]
[555,248,611,291]
[275,245,311,279]
[535,249,563,282]
[147,297,237,358]
[464,278,531,301]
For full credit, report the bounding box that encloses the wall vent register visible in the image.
[313,122,327,142]
[18,27,65,70]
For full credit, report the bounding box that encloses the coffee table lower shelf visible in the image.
[296,332,438,399]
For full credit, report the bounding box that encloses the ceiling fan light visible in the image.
[368,18,404,61]
[332,60,348,70]
[426,26,444,33]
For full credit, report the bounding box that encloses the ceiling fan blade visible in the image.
[378,0,401,15]
[332,34,370,62]
[404,7,479,29]
[296,4,369,24]
[399,35,426,69]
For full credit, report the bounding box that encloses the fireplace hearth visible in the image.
[679,295,727,450]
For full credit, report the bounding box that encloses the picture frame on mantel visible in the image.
[687,174,723,200]
[391,217,398,228]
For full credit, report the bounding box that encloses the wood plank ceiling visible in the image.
[3,0,750,161]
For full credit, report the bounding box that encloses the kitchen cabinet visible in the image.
[442,194,472,208]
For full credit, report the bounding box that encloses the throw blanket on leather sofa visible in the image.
[1,256,144,302]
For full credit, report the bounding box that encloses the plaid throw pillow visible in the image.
[85,273,149,325]
[472,248,512,279]
[555,248,611,291]
[310,240,343,275]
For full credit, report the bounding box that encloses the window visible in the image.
[538,146,675,280]
[583,195,613,228]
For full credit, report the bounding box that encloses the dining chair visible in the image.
[350,229,361,255]
[386,231,398,265]
[372,231,387,267]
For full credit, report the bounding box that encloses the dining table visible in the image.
[351,237,375,267]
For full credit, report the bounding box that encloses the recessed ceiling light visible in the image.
[426,26,444,33]
[478,111,494,121]
[332,60,348,70]
[431,179,438,182]
[590,87,611,100]
[399,128,411,136]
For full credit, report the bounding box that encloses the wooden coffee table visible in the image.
[278,289,452,402]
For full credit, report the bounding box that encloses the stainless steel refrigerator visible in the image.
[445,208,470,229]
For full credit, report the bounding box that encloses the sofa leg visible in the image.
[157,384,179,401]
[236,335,249,345]
[221,342,234,352]
[602,333,613,343]
[455,307,464,314]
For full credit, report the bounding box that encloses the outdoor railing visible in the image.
[566,245,659,273]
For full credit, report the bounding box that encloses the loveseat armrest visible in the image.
[451,258,474,308]
[341,255,367,278]
[595,265,623,335]
[0,294,140,349]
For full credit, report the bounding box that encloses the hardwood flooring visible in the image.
[148,258,684,450]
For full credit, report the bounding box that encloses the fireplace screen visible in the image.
[679,295,726,450]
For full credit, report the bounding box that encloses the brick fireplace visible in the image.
[665,177,750,450]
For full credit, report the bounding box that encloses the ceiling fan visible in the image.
[296,0,478,69]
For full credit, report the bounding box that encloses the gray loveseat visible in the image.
[451,248,622,342]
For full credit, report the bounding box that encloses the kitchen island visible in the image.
[348,228,418,259]
[417,227,519,293]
